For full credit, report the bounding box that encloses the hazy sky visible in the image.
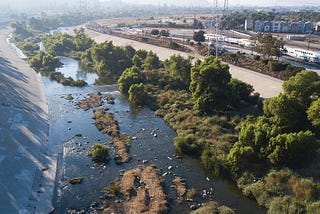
[0,0,319,8]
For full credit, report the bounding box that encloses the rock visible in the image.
[69,177,83,185]
[190,204,200,210]
[167,157,172,160]
[106,96,115,104]
[75,133,82,137]
[153,133,157,137]
[162,172,168,177]
[142,160,148,164]
[64,94,74,100]
[168,166,173,170]
[68,127,71,130]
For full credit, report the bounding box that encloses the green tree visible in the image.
[189,56,232,113]
[283,70,320,108]
[229,78,254,103]
[307,98,320,129]
[159,29,170,37]
[118,66,144,94]
[142,51,160,71]
[254,33,283,58]
[150,29,159,36]
[267,131,318,168]
[164,54,192,89]
[193,30,205,43]
[128,83,148,105]
[73,27,94,51]
[263,93,308,132]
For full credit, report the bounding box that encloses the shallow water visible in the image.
[43,57,266,213]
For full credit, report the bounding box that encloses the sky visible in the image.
[0,0,319,8]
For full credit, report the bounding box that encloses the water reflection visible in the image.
[56,56,98,85]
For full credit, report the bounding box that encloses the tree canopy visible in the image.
[193,30,205,43]
[189,56,232,113]
[228,70,320,171]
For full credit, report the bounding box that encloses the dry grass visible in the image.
[116,166,168,214]
[172,177,187,198]
[93,108,119,137]
[77,93,103,110]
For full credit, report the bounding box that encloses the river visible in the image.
[43,57,266,213]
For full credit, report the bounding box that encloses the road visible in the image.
[0,27,53,213]
[79,28,283,98]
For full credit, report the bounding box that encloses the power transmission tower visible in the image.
[79,0,88,24]
[209,0,229,58]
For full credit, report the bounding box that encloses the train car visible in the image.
[284,46,320,64]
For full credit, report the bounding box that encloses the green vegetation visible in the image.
[254,33,283,58]
[81,41,133,84]
[128,83,149,106]
[11,24,94,87]
[11,19,320,211]
[228,70,320,212]
[150,29,160,36]
[193,30,205,43]
[115,47,320,212]
[89,143,110,162]
[190,201,235,214]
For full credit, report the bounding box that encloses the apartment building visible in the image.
[248,19,316,33]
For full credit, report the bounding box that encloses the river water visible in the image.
[43,57,266,213]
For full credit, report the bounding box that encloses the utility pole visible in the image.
[210,0,229,58]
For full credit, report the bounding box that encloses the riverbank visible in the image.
[64,27,283,98]
[0,26,52,213]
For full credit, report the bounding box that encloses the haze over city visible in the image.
[0,0,319,9]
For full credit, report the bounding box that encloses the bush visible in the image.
[268,196,305,214]
[201,147,230,178]
[254,55,261,60]
[268,60,289,72]
[306,202,320,214]
[168,41,180,50]
[261,58,269,65]
[89,144,110,162]
[174,134,202,155]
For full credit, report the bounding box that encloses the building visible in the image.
[250,20,315,34]
[316,22,320,33]
[305,21,313,34]
[291,21,305,33]
[263,21,271,32]
[272,21,282,32]
[282,22,291,33]
[245,19,254,31]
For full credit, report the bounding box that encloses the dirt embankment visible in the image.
[103,166,168,214]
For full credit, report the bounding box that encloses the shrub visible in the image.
[254,55,261,60]
[306,202,320,214]
[186,187,197,199]
[174,134,202,155]
[267,196,305,214]
[89,143,110,162]
[261,58,269,65]
[268,60,289,72]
